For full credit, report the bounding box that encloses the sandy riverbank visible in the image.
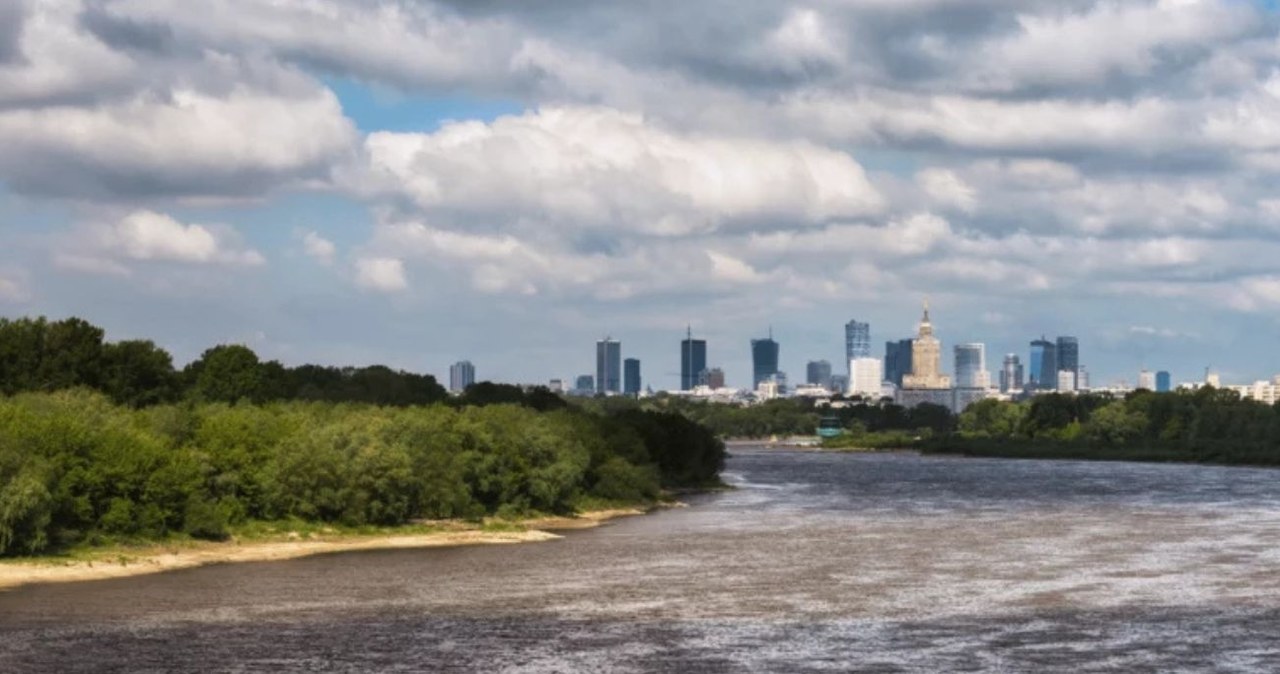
[0,508,650,591]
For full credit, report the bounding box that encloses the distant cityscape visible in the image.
[448,301,1280,412]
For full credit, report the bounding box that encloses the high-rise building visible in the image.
[574,374,594,393]
[702,368,726,390]
[1056,336,1079,388]
[1138,369,1156,391]
[751,331,780,388]
[1000,354,1024,393]
[596,337,621,394]
[624,358,641,395]
[1156,371,1172,393]
[845,320,871,363]
[449,360,475,393]
[849,358,883,398]
[830,374,848,394]
[884,338,914,387]
[548,379,565,393]
[954,343,989,389]
[680,327,708,391]
[806,360,833,390]
[1029,337,1057,390]
[902,301,951,390]
[1057,370,1076,392]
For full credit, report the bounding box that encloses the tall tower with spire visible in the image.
[902,299,951,390]
[680,326,707,391]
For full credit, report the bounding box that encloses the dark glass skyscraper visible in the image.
[806,360,833,389]
[1056,336,1079,387]
[596,337,621,394]
[680,328,707,391]
[1156,371,1172,393]
[884,338,913,387]
[1029,337,1057,390]
[624,358,641,395]
[845,320,871,360]
[751,333,780,388]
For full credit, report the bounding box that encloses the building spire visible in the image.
[922,297,930,323]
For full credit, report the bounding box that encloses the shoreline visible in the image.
[0,508,653,591]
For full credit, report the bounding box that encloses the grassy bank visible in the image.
[820,430,923,452]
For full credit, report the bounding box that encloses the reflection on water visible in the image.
[3,449,1280,672]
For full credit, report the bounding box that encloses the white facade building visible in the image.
[1057,369,1077,392]
[1138,369,1156,390]
[848,357,883,399]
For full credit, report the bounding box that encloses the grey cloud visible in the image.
[78,4,176,55]
[0,1,28,64]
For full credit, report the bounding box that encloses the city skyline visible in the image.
[4,1,1280,391]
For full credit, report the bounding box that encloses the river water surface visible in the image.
[3,449,1280,672]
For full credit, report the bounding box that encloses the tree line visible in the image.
[936,388,1280,465]
[0,317,726,556]
[0,316,452,407]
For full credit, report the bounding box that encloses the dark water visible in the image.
[3,449,1280,672]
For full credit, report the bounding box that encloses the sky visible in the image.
[3,0,1280,390]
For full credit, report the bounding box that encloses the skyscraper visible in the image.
[1029,337,1057,390]
[596,337,621,394]
[1056,336,1079,389]
[806,360,833,389]
[680,327,708,391]
[845,320,871,361]
[1000,354,1024,393]
[902,301,950,390]
[884,338,914,387]
[751,331,780,388]
[1156,371,1172,393]
[702,368,726,389]
[849,358,883,398]
[574,374,594,393]
[449,360,475,393]
[624,358,641,395]
[1138,369,1156,391]
[954,343,988,389]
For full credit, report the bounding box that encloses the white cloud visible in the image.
[55,210,265,275]
[0,64,357,199]
[352,106,884,235]
[916,168,977,213]
[0,274,28,302]
[302,231,337,265]
[355,257,408,293]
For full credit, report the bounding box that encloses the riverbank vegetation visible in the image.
[930,389,1280,466]
[0,317,725,557]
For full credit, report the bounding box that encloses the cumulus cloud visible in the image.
[55,210,265,274]
[355,257,408,292]
[916,168,977,213]
[351,106,884,236]
[302,231,337,265]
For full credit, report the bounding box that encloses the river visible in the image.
[3,448,1279,672]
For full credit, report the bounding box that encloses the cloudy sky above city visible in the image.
[3,0,1280,388]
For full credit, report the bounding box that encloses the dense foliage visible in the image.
[933,389,1280,465]
[0,390,724,556]
[629,396,953,440]
[0,317,449,407]
[0,316,726,557]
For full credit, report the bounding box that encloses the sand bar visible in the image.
[0,508,650,591]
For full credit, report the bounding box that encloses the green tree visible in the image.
[185,345,264,403]
[101,340,179,407]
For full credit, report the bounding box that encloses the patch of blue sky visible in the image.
[324,77,525,134]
